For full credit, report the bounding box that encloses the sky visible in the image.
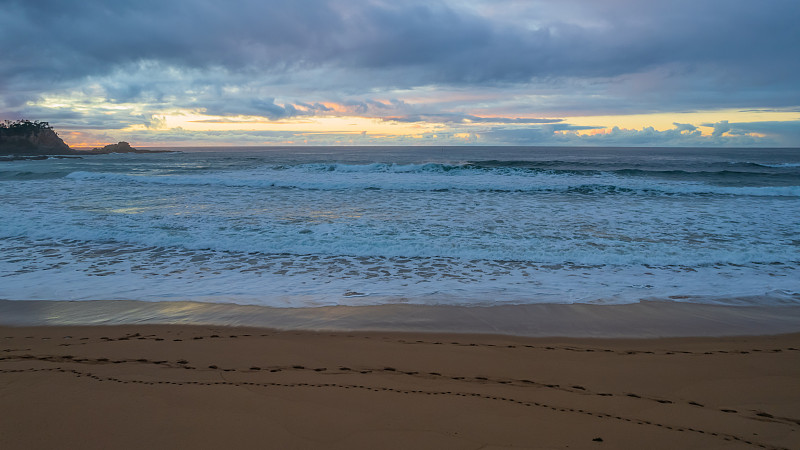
[1,0,799,147]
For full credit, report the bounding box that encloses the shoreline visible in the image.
[2,298,800,338]
[1,323,798,449]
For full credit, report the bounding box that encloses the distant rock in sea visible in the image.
[90,141,136,153]
[87,141,170,154]
[92,141,136,153]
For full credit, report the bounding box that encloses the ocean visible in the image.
[1,146,798,308]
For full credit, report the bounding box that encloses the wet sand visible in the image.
[3,299,800,337]
[1,324,799,449]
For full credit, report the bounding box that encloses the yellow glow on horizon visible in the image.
[59,131,115,148]
[152,113,443,136]
[25,90,800,146]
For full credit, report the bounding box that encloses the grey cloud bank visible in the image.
[1,0,799,146]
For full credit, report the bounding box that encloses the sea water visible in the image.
[1,146,798,307]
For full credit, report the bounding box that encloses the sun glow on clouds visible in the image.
[26,90,800,148]
[157,112,443,137]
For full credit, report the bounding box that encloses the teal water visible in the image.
[1,146,798,306]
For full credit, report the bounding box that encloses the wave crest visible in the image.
[64,163,800,197]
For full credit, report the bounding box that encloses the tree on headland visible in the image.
[0,119,55,137]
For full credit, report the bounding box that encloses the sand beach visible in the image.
[1,302,799,449]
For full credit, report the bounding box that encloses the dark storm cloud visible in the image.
[1,0,339,71]
[2,0,799,96]
[0,0,345,104]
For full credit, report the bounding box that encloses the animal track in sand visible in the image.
[0,365,789,450]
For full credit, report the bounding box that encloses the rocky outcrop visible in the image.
[0,120,73,155]
[91,141,136,153]
[88,141,170,154]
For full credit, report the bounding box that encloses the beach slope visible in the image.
[1,325,798,449]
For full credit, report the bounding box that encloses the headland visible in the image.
[0,119,171,158]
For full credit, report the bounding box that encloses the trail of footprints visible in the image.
[389,337,800,357]
[13,331,798,356]
[0,363,791,450]
[2,332,799,450]
[2,350,796,427]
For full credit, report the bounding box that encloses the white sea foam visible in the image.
[0,237,797,307]
[2,148,799,307]
[759,162,800,168]
[64,164,800,197]
[1,183,796,265]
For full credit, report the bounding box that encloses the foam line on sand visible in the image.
[2,299,800,337]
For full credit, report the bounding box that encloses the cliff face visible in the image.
[0,121,74,155]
